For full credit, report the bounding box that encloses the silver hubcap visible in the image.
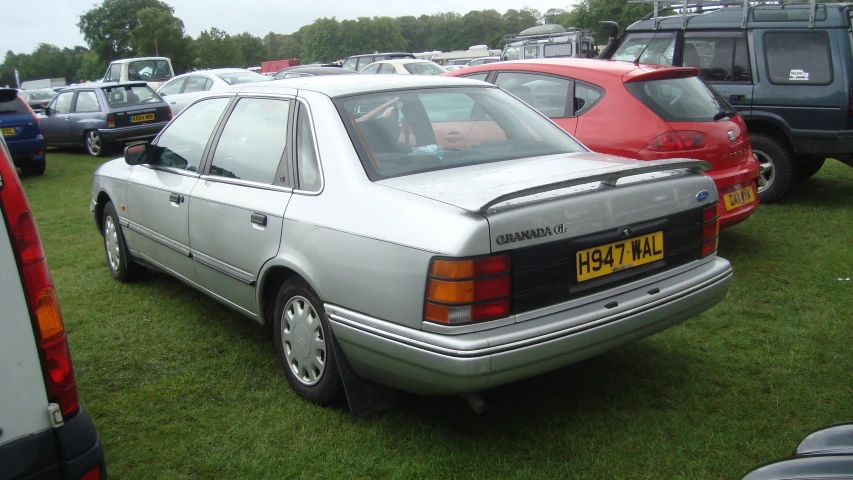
[281,296,327,386]
[104,215,120,271]
[753,149,774,193]
[87,131,101,155]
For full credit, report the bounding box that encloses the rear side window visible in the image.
[612,32,677,66]
[495,72,571,118]
[574,83,603,115]
[684,32,751,83]
[74,91,100,113]
[103,85,160,107]
[159,78,185,96]
[184,76,210,93]
[764,31,832,85]
[296,105,321,191]
[625,76,726,122]
[523,46,540,59]
[361,63,381,74]
[379,63,396,74]
[0,96,30,115]
[462,73,489,82]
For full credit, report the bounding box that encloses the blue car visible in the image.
[0,89,46,175]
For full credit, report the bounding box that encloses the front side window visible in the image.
[209,98,289,184]
[684,32,751,83]
[361,63,382,74]
[611,32,677,66]
[462,72,489,82]
[625,76,727,122]
[103,85,160,108]
[104,63,121,82]
[523,46,540,59]
[159,78,185,96]
[502,46,521,61]
[342,58,358,71]
[128,59,172,81]
[74,91,100,113]
[155,97,230,171]
[495,72,571,118]
[379,63,396,74]
[403,62,445,75]
[356,57,373,71]
[52,92,74,114]
[296,105,321,191]
[335,87,584,180]
[764,31,832,85]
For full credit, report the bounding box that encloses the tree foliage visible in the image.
[77,0,174,61]
[130,7,194,72]
[195,27,243,69]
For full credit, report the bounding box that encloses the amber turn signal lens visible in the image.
[430,254,510,278]
[36,288,64,341]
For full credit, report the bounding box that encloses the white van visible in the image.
[102,56,175,90]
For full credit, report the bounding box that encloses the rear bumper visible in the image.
[0,405,106,480]
[328,257,732,395]
[705,153,760,229]
[98,121,168,144]
[6,135,46,163]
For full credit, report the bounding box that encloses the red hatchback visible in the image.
[444,59,760,229]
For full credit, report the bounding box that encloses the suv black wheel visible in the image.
[794,156,826,181]
[273,277,342,405]
[102,201,147,282]
[750,132,794,204]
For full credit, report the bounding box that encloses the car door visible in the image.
[158,77,187,114]
[188,95,293,314]
[494,71,577,135]
[682,31,754,115]
[40,91,75,145]
[68,90,103,145]
[124,96,231,282]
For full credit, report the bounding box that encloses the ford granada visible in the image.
[90,75,733,408]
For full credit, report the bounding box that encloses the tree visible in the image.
[301,18,342,63]
[195,27,242,69]
[130,7,194,73]
[77,0,174,61]
[232,33,266,67]
[564,0,653,43]
[76,51,106,81]
[277,34,302,59]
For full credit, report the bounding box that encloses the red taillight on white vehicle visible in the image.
[0,142,79,418]
[424,254,511,324]
[701,203,720,257]
[645,131,706,152]
[107,113,115,128]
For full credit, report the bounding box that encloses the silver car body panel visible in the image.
[91,77,732,396]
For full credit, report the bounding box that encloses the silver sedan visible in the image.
[90,75,732,410]
[156,68,270,115]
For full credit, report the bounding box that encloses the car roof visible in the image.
[374,59,437,66]
[109,57,171,64]
[170,68,250,79]
[460,58,697,80]
[346,52,413,59]
[276,66,354,75]
[231,74,490,98]
[61,81,150,91]
[627,3,853,31]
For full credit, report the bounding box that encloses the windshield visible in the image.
[403,62,446,75]
[624,76,727,122]
[502,46,521,61]
[611,32,677,65]
[335,87,585,180]
[102,85,161,108]
[216,71,269,85]
[128,60,172,81]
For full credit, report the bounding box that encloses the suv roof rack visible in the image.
[503,25,594,45]
[627,0,822,30]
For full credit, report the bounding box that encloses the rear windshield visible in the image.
[102,85,161,108]
[0,96,30,115]
[216,71,269,85]
[625,76,727,122]
[334,87,585,180]
[402,62,446,75]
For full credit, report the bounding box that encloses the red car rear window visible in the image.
[625,76,728,122]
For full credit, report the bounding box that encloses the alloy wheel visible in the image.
[753,149,774,194]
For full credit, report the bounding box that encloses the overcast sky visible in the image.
[3,0,573,54]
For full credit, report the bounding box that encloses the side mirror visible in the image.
[124,143,149,165]
[43,107,52,116]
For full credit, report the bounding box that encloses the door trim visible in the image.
[126,219,191,257]
[191,250,256,285]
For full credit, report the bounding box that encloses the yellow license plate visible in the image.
[576,231,664,282]
[1,127,15,136]
[131,113,155,123]
[723,185,756,211]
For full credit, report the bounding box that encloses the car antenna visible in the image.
[633,32,656,66]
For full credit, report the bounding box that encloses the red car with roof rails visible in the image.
[444,58,760,229]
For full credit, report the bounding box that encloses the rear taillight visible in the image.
[168,109,172,121]
[107,113,115,128]
[701,203,720,257]
[0,143,79,418]
[645,131,706,152]
[424,254,511,324]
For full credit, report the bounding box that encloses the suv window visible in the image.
[684,32,751,83]
[612,32,677,65]
[495,72,571,118]
[159,78,185,96]
[625,76,727,122]
[53,92,74,114]
[342,58,358,70]
[104,63,121,82]
[523,46,540,59]
[155,97,230,171]
[74,91,100,113]
[764,31,832,85]
[210,98,289,184]
[296,105,321,191]
[544,43,572,58]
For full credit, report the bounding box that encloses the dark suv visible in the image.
[600,1,853,203]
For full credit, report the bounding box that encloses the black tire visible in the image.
[21,158,45,176]
[84,129,106,157]
[101,201,147,282]
[749,132,794,204]
[273,278,342,405]
[794,156,826,181]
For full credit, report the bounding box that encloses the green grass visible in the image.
[20,150,853,479]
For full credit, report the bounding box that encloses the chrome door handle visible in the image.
[169,193,184,204]
[445,132,464,142]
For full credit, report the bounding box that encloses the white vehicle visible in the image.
[502,24,597,61]
[0,94,105,478]
[467,56,501,67]
[102,56,176,90]
[359,59,447,75]
[157,68,271,115]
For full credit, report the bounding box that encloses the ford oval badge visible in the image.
[696,190,710,201]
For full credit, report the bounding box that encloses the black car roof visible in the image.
[626,3,853,31]
[60,82,150,91]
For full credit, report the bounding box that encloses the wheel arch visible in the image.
[93,190,112,236]
[744,116,795,152]
[257,258,323,327]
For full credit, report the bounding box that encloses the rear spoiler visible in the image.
[475,159,711,214]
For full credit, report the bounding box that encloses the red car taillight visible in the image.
[107,113,115,128]
[701,203,720,257]
[0,142,79,418]
[424,254,511,324]
[645,131,706,152]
